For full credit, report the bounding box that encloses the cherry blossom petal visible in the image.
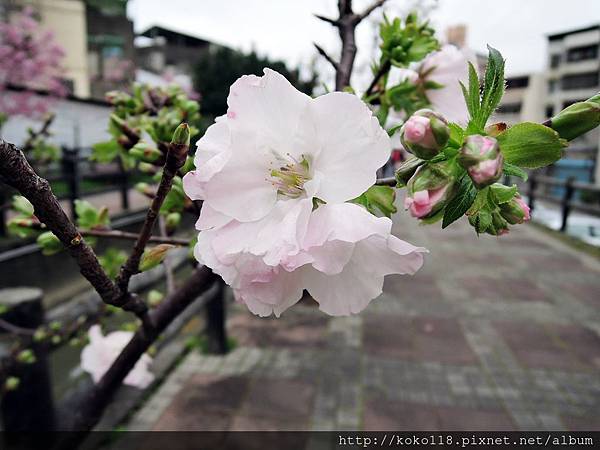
[234,266,307,317]
[307,92,391,203]
[202,131,277,222]
[80,325,154,389]
[226,68,311,160]
[195,203,233,231]
[302,204,426,316]
[421,45,470,123]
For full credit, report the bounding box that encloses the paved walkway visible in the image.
[127,210,600,433]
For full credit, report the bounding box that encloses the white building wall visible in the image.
[1,95,111,148]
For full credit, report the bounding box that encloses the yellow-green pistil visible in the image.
[270,155,311,198]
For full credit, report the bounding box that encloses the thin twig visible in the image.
[81,229,189,246]
[114,129,189,293]
[314,13,339,26]
[0,139,150,324]
[159,216,176,294]
[315,0,388,91]
[314,43,340,71]
[358,0,387,20]
[22,113,55,153]
[365,59,391,99]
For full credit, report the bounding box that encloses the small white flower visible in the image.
[80,325,154,389]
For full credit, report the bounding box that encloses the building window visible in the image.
[550,54,561,68]
[561,72,599,90]
[545,106,554,118]
[506,76,529,89]
[566,44,599,62]
[548,79,558,93]
[497,103,522,114]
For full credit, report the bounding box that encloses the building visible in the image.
[4,0,135,100]
[136,25,217,77]
[494,74,545,125]
[546,24,600,184]
[85,0,135,99]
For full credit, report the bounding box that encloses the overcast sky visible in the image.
[128,0,600,86]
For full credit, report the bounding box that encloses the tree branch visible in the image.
[159,216,176,293]
[314,13,339,26]
[114,126,190,294]
[314,0,387,91]
[0,140,150,323]
[81,229,189,246]
[365,59,391,99]
[358,0,387,21]
[22,113,55,153]
[57,266,217,440]
[314,43,340,71]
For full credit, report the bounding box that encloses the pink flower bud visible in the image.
[515,197,531,221]
[458,135,504,188]
[400,109,450,160]
[404,185,449,218]
[468,155,503,188]
[500,195,531,224]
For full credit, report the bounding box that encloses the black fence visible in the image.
[0,147,131,237]
[509,174,600,232]
[0,280,228,432]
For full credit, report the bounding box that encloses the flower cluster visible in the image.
[184,69,426,317]
[0,7,66,119]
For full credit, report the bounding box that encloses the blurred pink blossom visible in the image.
[0,7,66,119]
[80,325,154,389]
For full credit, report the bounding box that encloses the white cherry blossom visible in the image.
[80,325,154,389]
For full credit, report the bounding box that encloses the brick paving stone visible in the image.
[128,210,600,433]
[153,374,250,431]
[229,312,329,349]
[240,377,315,421]
[494,321,600,371]
[561,416,600,431]
[364,399,516,431]
[364,315,478,364]
[459,276,548,302]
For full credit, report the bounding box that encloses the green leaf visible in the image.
[139,244,176,272]
[480,45,505,121]
[99,248,127,279]
[467,187,490,215]
[442,174,477,229]
[502,161,528,181]
[352,185,397,218]
[91,140,120,163]
[37,231,63,256]
[7,219,38,238]
[387,123,403,137]
[447,122,465,148]
[496,122,567,168]
[490,183,517,204]
[75,200,106,230]
[12,195,34,216]
[461,62,480,119]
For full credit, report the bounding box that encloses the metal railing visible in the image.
[0,147,131,237]
[515,174,600,232]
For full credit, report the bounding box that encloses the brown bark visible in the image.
[315,0,388,91]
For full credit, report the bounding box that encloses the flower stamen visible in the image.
[270,155,311,198]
